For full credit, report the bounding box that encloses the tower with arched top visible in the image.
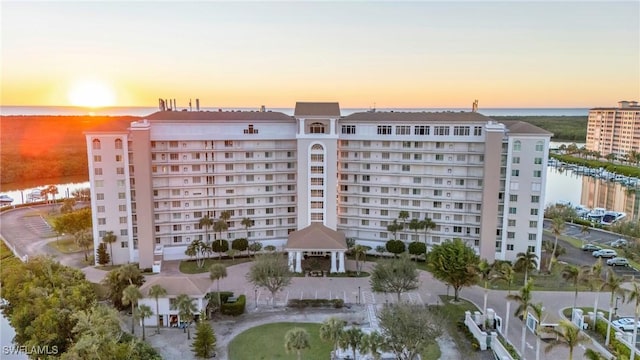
[294,102,340,230]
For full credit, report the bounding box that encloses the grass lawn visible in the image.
[179,257,253,274]
[435,295,483,358]
[228,322,332,360]
[48,236,91,254]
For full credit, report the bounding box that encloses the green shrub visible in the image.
[456,320,480,351]
[221,295,246,316]
[287,299,344,309]
[206,291,234,306]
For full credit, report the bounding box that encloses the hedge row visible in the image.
[594,318,631,359]
[287,299,345,309]
[221,295,246,316]
[550,154,640,178]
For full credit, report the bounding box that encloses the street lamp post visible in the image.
[614,296,620,318]
[358,286,361,305]
[255,288,258,310]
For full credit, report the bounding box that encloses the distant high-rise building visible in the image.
[586,101,640,159]
[85,102,552,271]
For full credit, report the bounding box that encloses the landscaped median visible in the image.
[562,307,629,359]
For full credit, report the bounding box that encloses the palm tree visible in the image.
[174,294,197,340]
[398,211,409,240]
[136,304,153,341]
[476,259,493,319]
[148,284,167,334]
[603,269,625,346]
[562,264,590,310]
[339,327,365,360]
[626,280,640,360]
[421,217,436,255]
[284,327,311,360]
[386,219,402,240]
[529,302,545,360]
[199,214,214,245]
[213,219,228,260]
[361,331,386,360]
[408,218,424,252]
[209,263,227,312]
[122,284,142,334]
[101,231,117,266]
[493,262,516,336]
[507,279,533,357]
[543,320,589,360]
[319,317,346,353]
[589,258,604,330]
[549,217,565,272]
[220,210,232,237]
[241,217,253,255]
[353,244,368,275]
[514,249,538,284]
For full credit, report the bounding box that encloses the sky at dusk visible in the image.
[1,1,639,108]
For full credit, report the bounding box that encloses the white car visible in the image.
[607,257,630,266]
[611,239,628,248]
[612,318,640,332]
[593,249,617,258]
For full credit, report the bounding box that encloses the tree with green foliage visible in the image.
[232,237,249,255]
[584,348,608,360]
[136,304,153,340]
[549,217,566,272]
[561,264,590,310]
[248,241,262,256]
[361,331,386,360]
[385,239,405,257]
[60,198,76,214]
[192,318,217,359]
[63,304,122,359]
[626,280,640,360]
[101,230,117,266]
[264,245,276,252]
[507,279,533,358]
[492,262,516,336]
[209,263,228,311]
[103,264,145,310]
[51,207,93,261]
[386,220,403,241]
[122,284,143,334]
[211,238,229,257]
[529,302,546,360]
[603,270,625,346]
[421,217,436,254]
[185,239,207,268]
[284,327,311,360]
[378,303,442,360]
[241,217,253,252]
[339,327,366,360]
[543,320,589,360]
[475,259,493,317]
[514,249,538,284]
[353,244,370,275]
[408,218,423,244]
[428,238,479,301]
[370,255,419,302]
[246,253,292,305]
[226,248,239,262]
[319,317,346,353]
[148,284,167,334]
[96,242,110,265]
[0,256,96,355]
[589,258,604,329]
[407,241,426,261]
[199,214,214,245]
[213,219,228,260]
[174,294,198,340]
[398,211,409,237]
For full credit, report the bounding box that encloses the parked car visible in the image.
[612,318,640,332]
[607,257,630,267]
[582,244,602,252]
[611,239,628,248]
[593,249,617,258]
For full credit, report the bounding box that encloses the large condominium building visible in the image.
[85,102,552,271]
[586,101,640,158]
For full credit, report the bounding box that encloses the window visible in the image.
[455,179,465,186]
[533,170,542,177]
[310,122,325,133]
[413,177,421,184]
[433,201,442,208]
[224,140,233,147]
[529,220,538,228]
[530,208,539,215]
[509,207,517,214]
[413,153,422,160]
[94,168,103,175]
[381,199,389,205]
[534,157,543,165]
[509,194,518,202]
[97,206,105,213]
[225,164,234,171]
[435,154,444,161]
[535,141,544,151]
[119,216,127,224]
[341,125,356,134]
[454,202,463,209]
[507,244,514,251]
[377,125,392,135]
[402,165,410,171]
[117,167,125,175]
[528,234,537,241]
[96,193,104,200]
[225,152,233,159]
[434,126,449,135]
[380,210,388,216]
[396,126,411,135]
[381,187,389,194]
[513,140,521,151]
[508,219,516,226]
[531,195,540,203]
[474,126,482,136]
[414,125,429,135]
[98,218,106,225]
[453,126,470,136]
[413,189,421,195]
[511,169,520,176]
[362,186,370,192]
[512,157,520,164]
[121,241,129,248]
[92,139,101,149]
[434,189,442,196]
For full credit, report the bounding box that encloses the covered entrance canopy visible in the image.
[285,223,348,273]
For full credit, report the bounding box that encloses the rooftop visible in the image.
[144,110,294,122]
[294,102,341,117]
[342,110,492,123]
[140,276,212,297]
[286,223,348,250]
[502,120,554,136]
